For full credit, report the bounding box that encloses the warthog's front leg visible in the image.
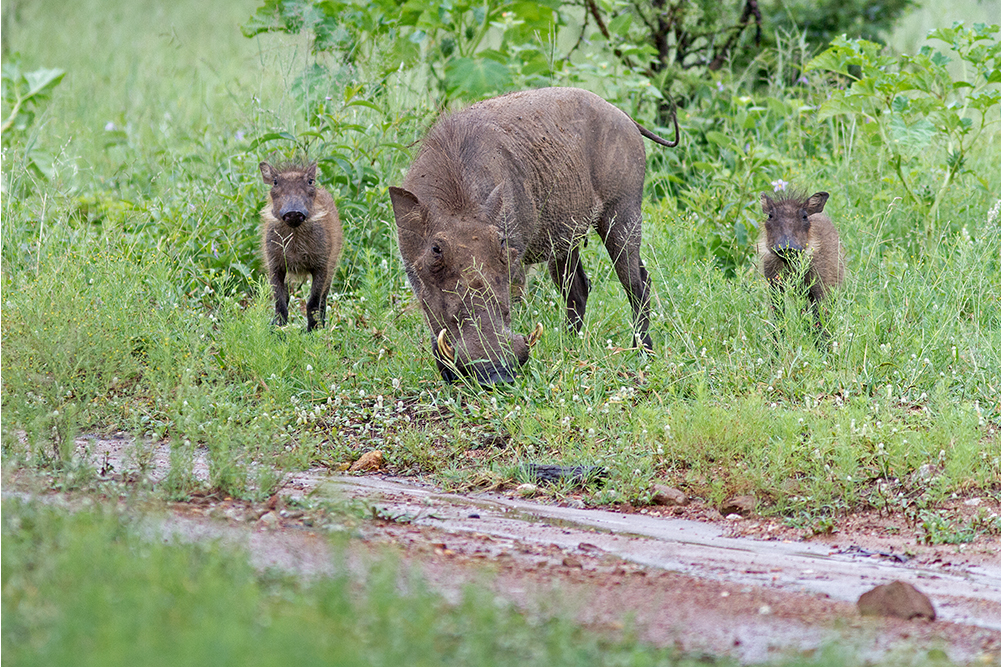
[305,268,329,332]
[271,267,290,326]
[548,245,590,333]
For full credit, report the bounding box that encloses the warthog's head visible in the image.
[390,185,541,386]
[260,161,317,228]
[760,190,829,260]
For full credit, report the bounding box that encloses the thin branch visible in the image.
[708,0,762,71]
[585,0,634,68]
[586,0,611,40]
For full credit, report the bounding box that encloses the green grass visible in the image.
[2,498,709,666]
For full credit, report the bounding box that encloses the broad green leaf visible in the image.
[889,115,935,155]
[704,130,733,148]
[815,95,869,121]
[241,0,287,37]
[24,68,65,99]
[967,89,1001,112]
[509,2,558,29]
[608,13,632,36]
[248,132,297,150]
[444,57,511,98]
[344,99,382,113]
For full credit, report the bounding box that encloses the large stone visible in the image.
[651,484,688,506]
[720,494,756,517]
[349,450,384,472]
[857,581,936,621]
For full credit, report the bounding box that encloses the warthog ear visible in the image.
[805,192,829,215]
[760,192,774,214]
[390,186,427,254]
[305,163,317,182]
[260,162,277,184]
[483,183,505,223]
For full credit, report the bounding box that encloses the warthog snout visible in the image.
[433,323,542,386]
[280,208,308,227]
[771,238,806,260]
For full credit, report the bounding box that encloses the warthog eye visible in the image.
[273,178,278,185]
[432,243,442,255]
[307,179,314,186]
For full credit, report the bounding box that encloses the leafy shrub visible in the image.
[1,53,64,188]
[807,23,1001,236]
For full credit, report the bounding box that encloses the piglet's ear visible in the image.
[760,192,774,214]
[305,163,317,181]
[390,187,427,253]
[260,162,276,184]
[805,192,829,215]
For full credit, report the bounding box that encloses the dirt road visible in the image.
[16,435,998,664]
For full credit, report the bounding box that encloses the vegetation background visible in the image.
[1,0,999,663]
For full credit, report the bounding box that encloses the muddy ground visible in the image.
[5,434,1000,665]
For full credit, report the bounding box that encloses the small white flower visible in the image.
[771,179,788,192]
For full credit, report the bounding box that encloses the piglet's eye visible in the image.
[432,244,442,254]
[308,179,314,186]
[273,178,278,185]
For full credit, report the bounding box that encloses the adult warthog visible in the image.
[390,87,679,385]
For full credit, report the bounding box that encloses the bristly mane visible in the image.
[768,188,810,207]
[270,161,316,174]
[415,113,497,216]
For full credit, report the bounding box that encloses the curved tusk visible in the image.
[527,322,543,348]
[437,328,455,362]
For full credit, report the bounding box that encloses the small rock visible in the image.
[349,450,384,472]
[720,494,756,517]
[256,511,280,530]
[963,498,981,507]
[651,484,688,506]
[223,506,245,522]
[758,604,772,615]
[516,483,539,497]
[857,581,935,621]
[725,513,743,521]
[562,556,583,569]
